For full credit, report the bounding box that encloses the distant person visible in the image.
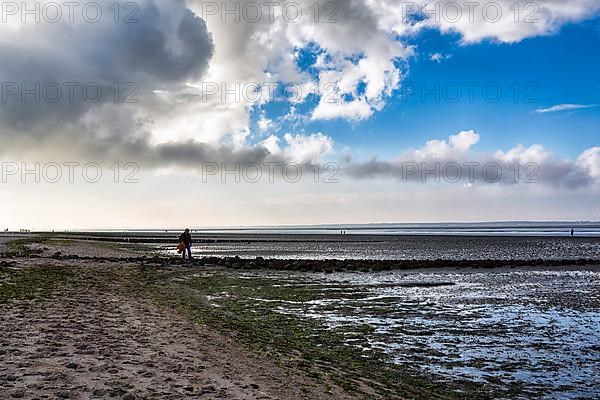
[179,229,193,260]
[571,228,575,237]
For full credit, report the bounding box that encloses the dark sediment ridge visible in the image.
[11,252,600,272]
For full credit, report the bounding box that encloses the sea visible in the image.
[43,221,600,260]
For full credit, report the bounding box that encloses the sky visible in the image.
[1,0,600,230]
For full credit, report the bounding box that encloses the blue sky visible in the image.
[263,15,600,160]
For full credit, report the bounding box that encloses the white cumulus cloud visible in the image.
[262,132,334,163]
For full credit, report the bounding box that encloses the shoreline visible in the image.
[3,236,600,271]
[0,237,483,399]
[2,237,599,398]
[4,233,600,262]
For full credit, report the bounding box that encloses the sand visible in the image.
[1,240,353,400]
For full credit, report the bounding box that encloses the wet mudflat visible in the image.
[10,231,600,260]
[2,237,599,399]
[177,266,600,399]
[157,234,600,260]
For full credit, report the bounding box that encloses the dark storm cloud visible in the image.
[84,132,276,167]
[342,155,595,188]
[0,0,213,131]
[152,140,272,167]
[111,5,212,82]
[1,120,284,169]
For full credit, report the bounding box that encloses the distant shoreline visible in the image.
[3,220,600,237]
[0,230,600,239]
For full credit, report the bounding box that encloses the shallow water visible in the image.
[204,267,600,398]
[161,235,600,260]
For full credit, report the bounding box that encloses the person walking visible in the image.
[179,229,193,260]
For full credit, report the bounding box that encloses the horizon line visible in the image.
[4,220,600,233]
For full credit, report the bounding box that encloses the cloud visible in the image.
[257,112,275,132]
[0,0,213,133]
[180,0,600,130]
[0,114,335,172]
[494,144,550,164]
[414,130,480,159]
[261,132,334,163]
[577,147,600,179]
[1,0,598,171]
[311,98,374,121]
[185,0,412,124]
[408,0,600,43]
[343,131,598,188]
[430,53,452,63]
[534,104,598,113]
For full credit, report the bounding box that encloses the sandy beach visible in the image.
[2,236,600,399]
[1,239,358,400]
